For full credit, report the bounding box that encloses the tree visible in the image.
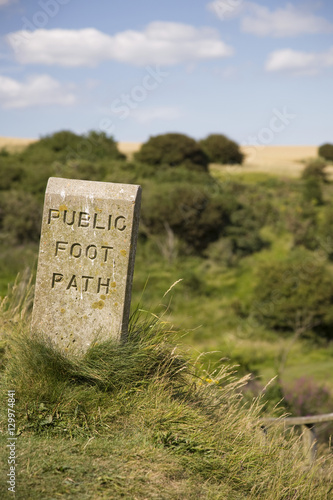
[302,177,323,206]
[140,179,230,253]
[252,252,333,338]
[301,158,327,182]
[134,133,209,171]
[318,143,333,162]
[0,190,42,244]
[22,130,125,163]
[199,134,244,164]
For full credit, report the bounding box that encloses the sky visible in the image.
[0,0,332,145]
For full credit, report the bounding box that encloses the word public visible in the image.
[48,209,127,231]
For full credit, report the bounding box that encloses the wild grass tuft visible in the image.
[0,280,333,498]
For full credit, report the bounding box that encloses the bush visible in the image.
[0,156,24,190]
[134,133,209,171]
[0,190,42,244]
[288,205,318,250]
[283,376,333,417]
[141,179,231,253]
[302,158,327,182]
[302,177,323,205]
[226,206,268,256]
[200,134,244,164]
[21,130,125,163]
[316,205,333,259]
[318,143,333,162]
[252,251,333,338]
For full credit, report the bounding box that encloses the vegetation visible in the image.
[1,285,333,498]
[319,142,333,162]
[252,251,333,337]
[200,133,244,165]
[134,133,209,171]
[301,157,327,183]
[1,132,333,496]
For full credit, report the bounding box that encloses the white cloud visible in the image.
[0,74,76,108]
[131,106,181,124]
[6,22,233,67]
[207,0,245,21]
[265,47,333,75]
[0,0,16,6]
[208,1,333,37]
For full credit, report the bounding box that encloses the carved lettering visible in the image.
[55,241,113,262]
[52,272,63,288]
[55,241,68,256]
[101,245,113,262]
[98,277,110,294]
[48,209,60,224]
[115,216,126,231]
[82,275,94,291]
[64,210,76,225]
[48,208,127,231]
[70,243,82,258]
[78,211,90,227]
[51,273,114,294]
[93,213,105,230]
[86,244,97,260]
[66,275,78,290]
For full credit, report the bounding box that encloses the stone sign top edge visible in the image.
[46,177,141,200]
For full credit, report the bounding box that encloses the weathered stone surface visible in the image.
[31,177,141,353]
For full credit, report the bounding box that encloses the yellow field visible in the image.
[0,137,324,178]
[0,136,37,153]
[240,145,318,177]
[117,141,142,159]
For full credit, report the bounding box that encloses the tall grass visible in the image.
[0,277,333,499]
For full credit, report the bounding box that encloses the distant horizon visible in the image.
[0,134,321,147]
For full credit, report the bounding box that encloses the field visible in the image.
[0,137,38,153]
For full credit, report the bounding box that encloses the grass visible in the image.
[130,231,333,394]
[0,280,333,498]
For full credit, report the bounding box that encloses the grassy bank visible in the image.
[0,290,333,499]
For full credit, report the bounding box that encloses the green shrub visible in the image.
[82,130,126,160]
[316,205,333,259]
[141,180,231,253]
[226,206,268,256]
[318,143,333,162]
[302,176,323,205]
[200,133,244,164]
[288,205,319,250]
[134,133,209,171]
[252,251,333,338]
[0,147,9,157]
[0,190,42,244]
[0,156,24,190]
[302,158,327,182]
[21,130,125,163]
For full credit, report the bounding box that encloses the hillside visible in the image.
[1,132,333,498]
[1,297,333,499]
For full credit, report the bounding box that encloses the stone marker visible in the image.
[31,177,141,353]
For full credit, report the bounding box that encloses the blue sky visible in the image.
[0,0,332,145]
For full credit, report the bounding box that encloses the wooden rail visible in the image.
[261,413,333,463]
[262,412,333,426]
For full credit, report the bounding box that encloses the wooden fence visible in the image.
[261,412,333,463]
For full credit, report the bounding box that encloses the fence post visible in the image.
[302,424,317,464]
